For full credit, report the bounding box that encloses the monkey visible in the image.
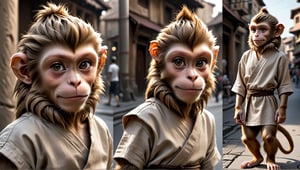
[232,7,294,170]
[114,6,220,169]
[0,3,113,169]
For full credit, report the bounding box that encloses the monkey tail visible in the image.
[277,125,294,154]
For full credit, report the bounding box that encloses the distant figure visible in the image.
[214,69,222,103]
[222,74,231,103]
[106,56,120,107]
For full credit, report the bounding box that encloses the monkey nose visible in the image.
[70,80,81,87]
[68,73,82,87]
[187,73,198,81]
[187,69,198,81]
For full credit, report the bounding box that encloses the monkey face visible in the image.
[249,22,272,47]
[39,44,98,113]
[162,43,214,104]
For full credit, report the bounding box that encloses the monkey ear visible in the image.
[10,52,32,84]
[275,23,285,37]
[99,46,107,70]
[211,46,219,70]
[149,40,159,61]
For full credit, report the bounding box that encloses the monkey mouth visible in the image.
[58,95,88,101]
[175,86,202,92]
[253,40,264,43]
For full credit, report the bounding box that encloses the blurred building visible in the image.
[290,6,300,68]
[18,0,110,39]
[101,0,221,100]
[283,36,295,64]
[290,5,300,85]
[223,0,265,86]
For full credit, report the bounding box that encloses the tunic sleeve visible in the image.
[276,54,293,95]
[0,123,31,169]
[232,52,247,97]
[114,116,153,169]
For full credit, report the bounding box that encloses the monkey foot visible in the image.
[240,159,263,169]
[267,161,280,170]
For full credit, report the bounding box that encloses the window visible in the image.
[138,0,149,8]
[164,6,173,24]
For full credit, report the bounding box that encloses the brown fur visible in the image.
[145,6,216,118]
[14,3,105,129]
[277,125,294,154]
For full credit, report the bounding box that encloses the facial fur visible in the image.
[146,6,217,118]
[11,3,105,129]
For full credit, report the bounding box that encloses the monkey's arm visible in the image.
[115,159,139,170]
[0,155,17,169]
[234,94,245,125]
[275,93,289,124]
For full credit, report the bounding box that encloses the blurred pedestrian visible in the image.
[214,69,222,103]
[222,74,231,103]
[106,56,120,107]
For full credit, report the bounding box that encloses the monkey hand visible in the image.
[234,107,245,125]
[275,107,286,124]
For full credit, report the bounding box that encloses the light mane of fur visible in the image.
[145,6,216,118]
[14,3,105,129]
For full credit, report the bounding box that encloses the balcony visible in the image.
[231,2,249,16]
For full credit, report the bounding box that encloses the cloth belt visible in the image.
[246,90,274,98]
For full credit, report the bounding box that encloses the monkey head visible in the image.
[147,6,218,118]
[248,7,284,54]
[10,3,107,129]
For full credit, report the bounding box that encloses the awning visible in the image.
[130,13,161,32]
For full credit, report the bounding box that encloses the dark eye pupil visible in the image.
[80,61,90,69]
[53,64,61,71]
[81,63,87,68]
[197,61,203,67]
[174,59,182,66]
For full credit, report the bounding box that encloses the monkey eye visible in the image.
[250,28,256,33]
[195,60,207,69]
[79,60,91,70]
[50,62,65,72]
[260,28,267,33]
[173,57,185,68]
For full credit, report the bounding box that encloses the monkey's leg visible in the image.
[240,125,264,169]
[262,125,280,170]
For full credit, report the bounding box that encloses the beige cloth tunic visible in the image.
[114,98,220,169]
[0,112,113,169]
[232,49,293,126]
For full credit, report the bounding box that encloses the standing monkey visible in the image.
[0,3,113,169]
[232,7,293,170]
[114,6,220,169]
